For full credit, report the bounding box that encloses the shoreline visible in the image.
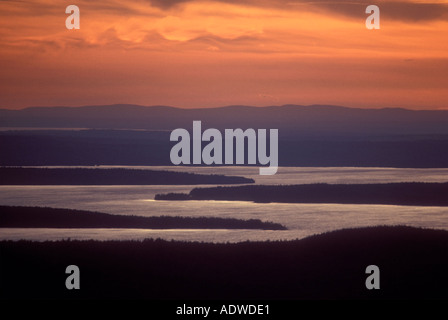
[0,167,254,185]
[156,182,448,206]
[0,205,286,230]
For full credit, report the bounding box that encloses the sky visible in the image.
[0,0,448,110]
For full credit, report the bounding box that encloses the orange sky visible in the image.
[1,0,447,109]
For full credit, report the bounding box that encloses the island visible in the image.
[155,182,448,206]
[0,167,254,185]
[0,206,286,230]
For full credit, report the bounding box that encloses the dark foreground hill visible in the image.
[0,206,284,230]
[156,182,448,206]
[0,167,254,185]
[1,226,447,299]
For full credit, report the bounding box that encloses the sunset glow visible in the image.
[1,0,447,109]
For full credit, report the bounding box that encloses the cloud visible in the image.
[305,1,448,22]
[1,0,448,110]
[4,0,447,23]
[379,2,448,22]
[145,0,448,22]
[147,0,191,9]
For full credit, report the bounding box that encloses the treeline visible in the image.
[0,206,286,230]
[155,193,192,200]
[1,226,447,299]
[156,182,448,206]
[0,167,254,185]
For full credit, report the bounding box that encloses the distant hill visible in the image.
[2,104,448,137]
[2,104,448,167]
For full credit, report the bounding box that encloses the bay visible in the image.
[1,166,447,242]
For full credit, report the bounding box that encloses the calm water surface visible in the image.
[1,167,447,242]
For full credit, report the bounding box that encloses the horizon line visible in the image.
[1,103,447,112]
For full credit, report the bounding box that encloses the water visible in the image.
[13,165,448,185]
[1,167,447,242]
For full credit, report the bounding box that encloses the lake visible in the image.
[1,166,448,242]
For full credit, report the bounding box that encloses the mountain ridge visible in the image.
[1,103,443,112]
[1,104,448,167]
[1,104,448,137]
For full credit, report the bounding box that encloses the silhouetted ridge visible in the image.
[156,182,448,206]
[2,105,448,167]
[2,104,448,136]
[0,206,286,230]
[1,226,447,299]
[0,167,254,185]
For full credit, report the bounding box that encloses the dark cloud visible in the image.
[308,1,448,22]
[146,0,448,22]
[147,0,191,9]
[379,2,448,22]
